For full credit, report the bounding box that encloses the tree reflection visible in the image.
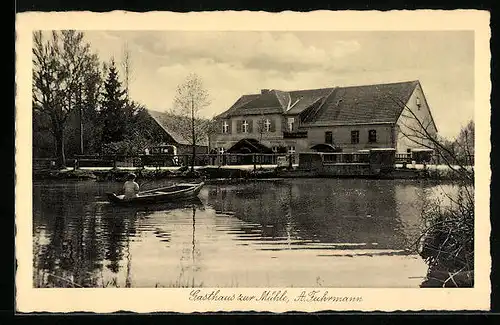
[32,182,139,287]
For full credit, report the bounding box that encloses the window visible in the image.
[272,146,278,153]
[325,131,333,144]
[264,119,271,132]
[242,120,249,133]
[368,129,377,143]
[288,146,296,154]
[222,120,229,133]
[218,147,225,155]
[351,130,359,144]
[416,96,421,109]
[287,117,295,132]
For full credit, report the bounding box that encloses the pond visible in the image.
[32,178,458,288]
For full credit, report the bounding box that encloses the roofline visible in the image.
[391,81,438,134]
[414,81,439,133]
[301,121,395,127]
[146,109,212,146]
[216,109,283,118]
[214,80,422,119]
[148,112,188,145]
[332,79,419,91]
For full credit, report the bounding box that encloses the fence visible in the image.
[322,152,370,164]
[36,153,295,169]
[34,151,452,170]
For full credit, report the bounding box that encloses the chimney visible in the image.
[261,89,270,94]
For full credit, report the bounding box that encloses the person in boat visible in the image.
[123,173,140,199]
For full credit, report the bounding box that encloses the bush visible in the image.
[102,138,151,156]
[419,186,474,287]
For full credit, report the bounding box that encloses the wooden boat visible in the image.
[106,182,204,205]
[101,197,204,213]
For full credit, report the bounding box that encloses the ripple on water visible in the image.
[32,179,445,287]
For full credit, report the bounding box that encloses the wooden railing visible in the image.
[63,153,296,168]
[395,153,412,164]
[321,152,370,164]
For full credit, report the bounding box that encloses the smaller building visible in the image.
[144,109,211,166]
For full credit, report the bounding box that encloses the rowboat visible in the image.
[106,182,204,205]
[101,197,204,213]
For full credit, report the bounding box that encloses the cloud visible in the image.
[132,31,361,72]
[83,30,473,139]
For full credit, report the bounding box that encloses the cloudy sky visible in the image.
[83,30,474,139]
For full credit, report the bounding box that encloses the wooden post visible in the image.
[253,153,256,171]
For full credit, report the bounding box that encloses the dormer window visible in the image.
[416,96,421,109]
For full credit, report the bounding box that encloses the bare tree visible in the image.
[385,92,474,287]
[121,42,133,101]
[389,95,473,183]
[33,30,98,167]
[171,73,211,172]
[454,120,475,166]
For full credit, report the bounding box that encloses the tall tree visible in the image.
[171,73,211,172]
[120,43,142,131]
[75,52,103,155]
[32,30,98,167]
[100,59,127,146]
[121,43,133,101]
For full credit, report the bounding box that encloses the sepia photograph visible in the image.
[16,10,491,312]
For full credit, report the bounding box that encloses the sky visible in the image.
[82,30,474,140]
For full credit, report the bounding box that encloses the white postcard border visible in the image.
[15,10,492,313]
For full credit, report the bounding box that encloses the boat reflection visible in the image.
[100,196,204,215]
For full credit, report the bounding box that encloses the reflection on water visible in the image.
[32,179,457,288]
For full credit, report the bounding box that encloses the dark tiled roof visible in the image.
[227,138,273,154]
[217,80,420,125]
[216,94,261,118]
[147,109,210,146]
[241,90,283,109]
[286,87,335,115]
[274,90,291,110]
[305,81,419,125]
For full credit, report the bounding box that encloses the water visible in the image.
[32,178,458,288]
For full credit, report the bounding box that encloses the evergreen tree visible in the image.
[100,59,127,146]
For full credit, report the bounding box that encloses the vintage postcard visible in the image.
[16,10,491,312]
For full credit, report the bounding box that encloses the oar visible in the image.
[138,179,157,194]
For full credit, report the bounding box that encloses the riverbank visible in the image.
[33,164,470,183]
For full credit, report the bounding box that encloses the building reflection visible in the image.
[32,179,432,288]
[207,179,420,250]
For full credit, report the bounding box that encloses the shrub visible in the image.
[419,186,474,287]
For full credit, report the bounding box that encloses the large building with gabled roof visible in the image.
[211,80,438,160]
